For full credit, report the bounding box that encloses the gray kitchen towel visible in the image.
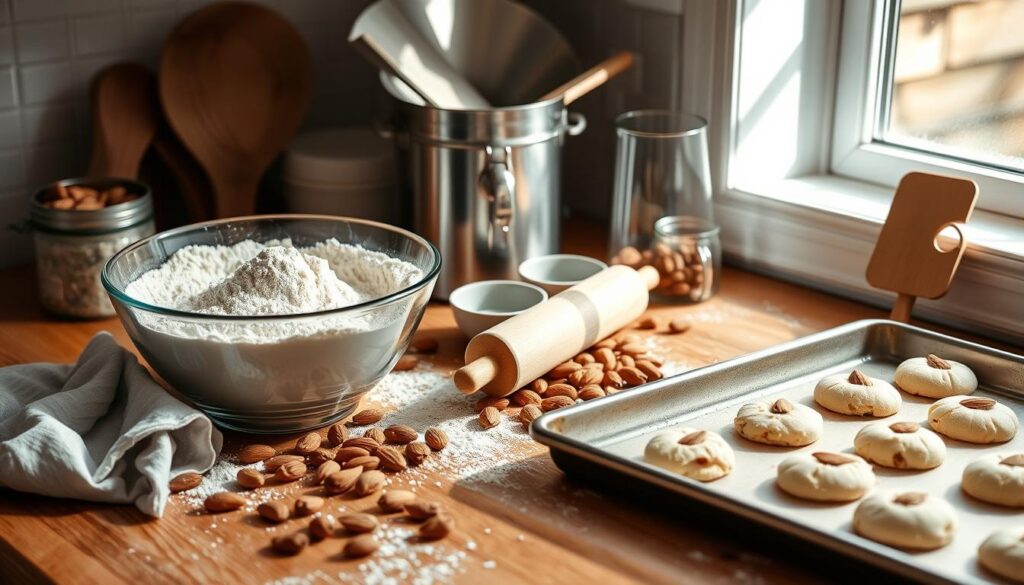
[0,332,222,517]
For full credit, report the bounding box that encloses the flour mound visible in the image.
[184,246,361,316]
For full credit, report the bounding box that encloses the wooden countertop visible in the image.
[0,239,1010,584]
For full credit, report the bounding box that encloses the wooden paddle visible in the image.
[159,2,312,218]
[87,63,159,178]
[866,172,978,322]
[540,51,633,105]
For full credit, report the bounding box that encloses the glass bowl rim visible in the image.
[101,214,442,321]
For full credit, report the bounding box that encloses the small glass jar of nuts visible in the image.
[29,178,154,318]
[610,215,719,303]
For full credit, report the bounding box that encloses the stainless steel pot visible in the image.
[383,90,586,299]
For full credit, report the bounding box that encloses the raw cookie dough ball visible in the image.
[853,491,957,550]
[644,428,734,482]
[734,397,823,446]
[814,369,901,417]
[962,453,1024,507]
[894,354,977,398]
[776,451,875,502]
[853,421,946,470]
[978,527,1024,583]
[928,395,1019,444]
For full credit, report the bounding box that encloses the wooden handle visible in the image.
[890,293,915,323]
[454,356,498,395]
[540,51,633,105]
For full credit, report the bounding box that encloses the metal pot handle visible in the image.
[565,112,587,136]
[478,146,515,251]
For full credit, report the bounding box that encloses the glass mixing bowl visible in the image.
[102,215,441,433]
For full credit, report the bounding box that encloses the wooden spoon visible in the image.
[159,2,312,218]
[88,63,159,178]
[540,51,633,105]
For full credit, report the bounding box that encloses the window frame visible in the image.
[830,0,1024,219]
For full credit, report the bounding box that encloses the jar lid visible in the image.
[284,128,395,185]
[30,177,153,234]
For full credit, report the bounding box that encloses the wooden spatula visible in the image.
[540,51,633,105]
[866,171,978,322]
[159,2,312,218]
[87,63,159,178]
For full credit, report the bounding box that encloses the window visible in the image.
[832,0,1024,218]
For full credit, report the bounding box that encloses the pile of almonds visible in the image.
[41,182,139,210]
[610,243,711,301]
[170,407,454,559]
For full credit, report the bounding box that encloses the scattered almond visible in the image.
[511,389,542,407]
[960,397,996,410]
[475,396,510,412]
[344,534,379,558]
[519,404,543,424]
[635,316,658,329]
[530,378,548,394]
[847,370,872,386]
[594,338,618,350]
[354,470,386,496]
[545,383,578,400]
[306,448,335,467]
[379,490,416,513]
[258,501,291,523]
[425,427,448,451]
[340,512,379,534]
[351,409,384,426]
[548,361,582,379]
[678,430,707,445]
[893,492,927,506]
[308,515,336,540]
[619,343,647,356]
[405,501,442,520]
[926,354,952,369]
[294,495,324,517]
[327,422,349,446]
[405,442,432,466]
[574,352,596,365]
[668,319,691,334]
[238,444,275,464]
[264,454,304,472]
[812,452,856,466]
[271,532,308,555]
[383,424,418,444]
[324,468,362,495]
[594,347,617,369]
[342,437,380,452]
[394,355,419,371]
[344,455,380,470]
[204,491,245,513]
[236,468,266,490]
[1000,454,1024,467]
[770,398,794,414]
[419,515,453,540]
[169,472,202,493]
[479,406,500,429]
[364,427,386,444]
[617,366,647,387]
[314,461,341,485]
[294,432,322,454]
[541,395,574,411]
[410,337,439,353]
[335,446,371,462]
[275,460,307,482]
[377,446,408,472]
[889,422,919,434]
[567,368,603,388]
[618,355,636,368]
[603,370,625,388]
[635,360,663,381]
[578,385,606,400]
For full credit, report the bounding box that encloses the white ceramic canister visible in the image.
[283,127,399,223]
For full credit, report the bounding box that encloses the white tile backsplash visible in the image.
[0,150,24,190]
[14,20,70,63]
[21,103,76,145]
[0,26,13,65]
[0,107,20,148]
[74,13,125,56]
[0,66,15,107]
[18,61,74,104]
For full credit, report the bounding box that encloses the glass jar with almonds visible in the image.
[611,216,720,303]
[28,178,154,318]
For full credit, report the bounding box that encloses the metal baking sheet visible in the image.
[531,320,1024,584]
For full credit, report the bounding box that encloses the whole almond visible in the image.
[812,452,856,466]
[574,352,596,365]
[384,424,418,444]
[479,406,500,429]
[204,491,245,513]
[541,395,574,411]
[545,383,578,400]
[568,368,604,388]
[847,370,873,386]
[770,398,794,414]
[343,437,380,453]
[340,512,379,533]
[1000,454,1024,467]
[635,360,663,381]
[548,361,582,379]
[926,354,952,369]
[475,396,510,412]
[264,454,304,472]
[344,534,379,558]
[306,448,335,467]
[519,404,543,424]
[294,495,324,517]
[677,430,707,445]
[603,370,625,389]
[354,470,386,496]
[327,423,349,446]
[668,319,691,334]
[335,446,371,462]
[308,515,336,540]
[419,515,454,540]
[619,343,647,356]
[889,422,919,434]
[410,337,439,353]
[314,461,341,485]
[271,532,308,555]
[258,501,291,523]
[617,367,648,387]
[236,468,266,490]
[425,427,448,451]
[530,379,549,394]
[405,442,432,466]
[635,316,658,329]
[594,338,618,349]
[618,334,642,346]
[344,455,380,470]
[960,397,996,410]
[275,460,308,482]
[238,444,276,464]
[578,385,606,400]
[377,446,408,472]
[394,355,419,371]
[169,472,203,493]
[379,489,416,513]
[324,467,362,495]
[405,501,442,520]
[364,427,386,444]
[594,347,617,369]
[618,355,636,368]
[893,492,927,506]
[512,389,543,407]
[351,409,384,426]
[294,432,322,454]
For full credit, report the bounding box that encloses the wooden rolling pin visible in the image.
[454,265,660,397]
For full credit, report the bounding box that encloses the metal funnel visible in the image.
[354,0,578,108]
